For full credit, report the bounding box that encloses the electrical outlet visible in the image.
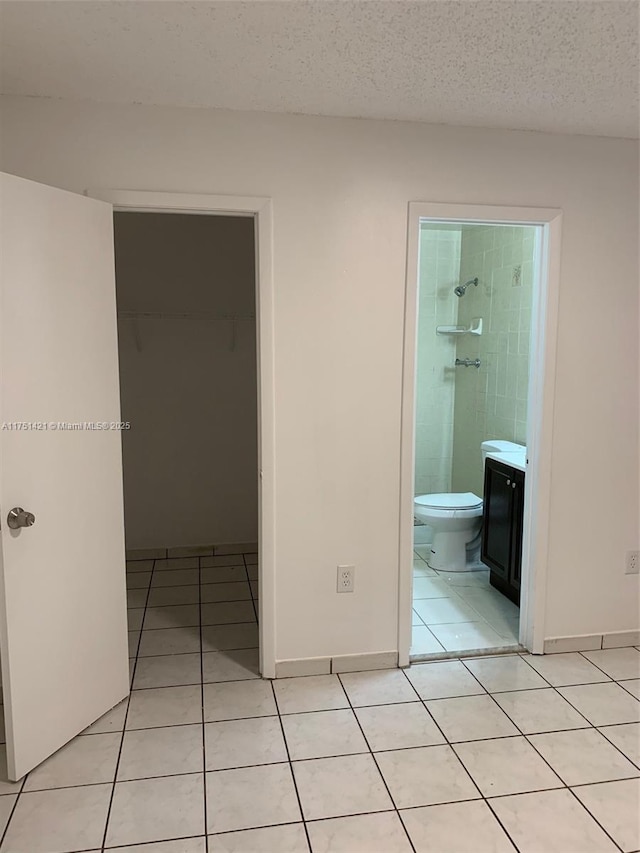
[337,565,355,593]
[625,551,640,575]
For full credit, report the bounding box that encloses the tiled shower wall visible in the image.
[451,225,536,496]
[414,227,461,495]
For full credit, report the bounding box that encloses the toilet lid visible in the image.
[415,492,482,510]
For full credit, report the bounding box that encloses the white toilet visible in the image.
[414,440,524,572]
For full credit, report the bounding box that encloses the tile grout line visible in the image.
[472,667,628,852]
[243,553,259,625]
[198,555,210,853]
[100,556,157,851]
[335,673,418,853]
[270,682,313,852]
[398,658,524,852]
[402,655,630,852]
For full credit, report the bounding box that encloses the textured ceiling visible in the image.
[0,1,638,138]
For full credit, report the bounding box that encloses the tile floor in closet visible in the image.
[412,544,520,656]
[0,547,638,852]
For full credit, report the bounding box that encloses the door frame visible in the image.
[399,202,563,666]
[89,189,276,679]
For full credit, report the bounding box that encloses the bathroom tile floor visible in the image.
[412,544,520,656]
[1,548,638,852]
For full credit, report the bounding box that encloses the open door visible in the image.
[0,173,128,780]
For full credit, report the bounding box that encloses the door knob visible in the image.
[7,507,36,529]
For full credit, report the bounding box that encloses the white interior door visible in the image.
[0,172,128,780]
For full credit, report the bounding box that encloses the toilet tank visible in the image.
[481,440,526,465]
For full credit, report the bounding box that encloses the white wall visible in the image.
[114,212,258,550]
[0,96,637,658]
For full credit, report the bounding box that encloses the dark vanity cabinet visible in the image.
[481,458,524,605]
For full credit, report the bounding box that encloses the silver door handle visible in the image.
[7,507,36,529]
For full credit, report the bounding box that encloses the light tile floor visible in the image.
[0,550,638,852]
[412,545,520,656]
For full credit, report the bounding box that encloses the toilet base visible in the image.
[426,529,482,572]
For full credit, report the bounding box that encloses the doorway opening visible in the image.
[114,210,261,680]
[399,203,562,666]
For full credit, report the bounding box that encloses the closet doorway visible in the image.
[99,190,276,680]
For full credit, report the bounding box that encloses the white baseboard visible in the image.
[274,651,397,678]
[544,630,640,654]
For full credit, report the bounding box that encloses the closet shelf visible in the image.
[436,318,482,336]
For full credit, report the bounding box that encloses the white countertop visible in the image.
[485,449,527,472]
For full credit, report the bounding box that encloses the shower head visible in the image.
[454,277,479,297]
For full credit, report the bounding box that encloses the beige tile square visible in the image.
[118,724,203,780]
[573,778,640,853]
[143,604,200,630]
[201,582,251,603]
[127,608,145,631]
[339,669,417,707]
[493,688,591,733]
[293,754,392,819]
[127,588,148,608]
[620,679,640,699]
[126,558,154,573]
[355,702,445,751]
[463,655,548,693]
[376,745,480,808]
[202,649,259,682]
[401,800,516,853]
[81,698,128,735]
[454,736,562,796]
[105,774,205,847]
[151,568,199,587]
[599,722,640,765]
[201,565,249,585]
[528,728,640,785]
[133,653,202,689]
[411,626,446,654]
[524,653,610,687]
[0,795,17,837]
[274,674,348,714]
[201,601,256,626]
[428,621,506,652]
[24,733,120,791]
[426,694,519,742]
[108,839,205,853]
[204,679,276,722]
[490,789,619,852]
[404,660,485,700]
[138,626,201,657]
[205,717,287,770]
[282,709,368,760]
[306,812,413,853]
[559,682,640,726]
[582,648,640,681]
[148,584,199,607]
[413,597,481,625]
[127,685,203,729]
[206,763,300,833]
[202,622,258,652]
[208,824,307,852]
[126,571,151,589]
[2,784,111,853]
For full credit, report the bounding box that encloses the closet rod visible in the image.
[118,311,255,321]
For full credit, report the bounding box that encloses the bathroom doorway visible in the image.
[399,203,562,666]
[95,189,276,679]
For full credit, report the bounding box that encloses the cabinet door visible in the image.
[481,461,513,580]
[509,469,525,595]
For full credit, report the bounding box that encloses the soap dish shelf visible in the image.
[436,318,483,336]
